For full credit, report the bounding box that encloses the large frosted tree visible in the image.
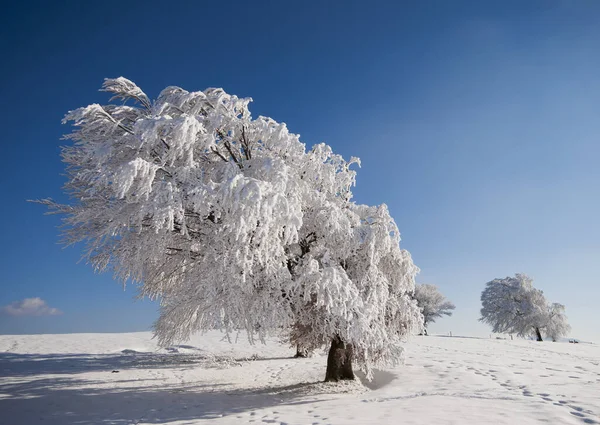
[39,77,422,381]
[413,284,455,335]
[480,274,569,341]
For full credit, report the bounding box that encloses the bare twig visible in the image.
[211,146,229,163]
[240,125,251,160]
[223,140,242,167]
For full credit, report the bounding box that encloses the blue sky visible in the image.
[1,1,598,341]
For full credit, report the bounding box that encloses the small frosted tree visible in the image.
[543,303,570,342]
[38,77,422,382]
[480,274,569,342]
[413,284,455,335]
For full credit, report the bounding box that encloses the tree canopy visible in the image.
[40,77,423,380]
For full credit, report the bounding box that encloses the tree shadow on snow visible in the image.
[0,352,331,425]
[355,369,397,390]
[0,350,242,378]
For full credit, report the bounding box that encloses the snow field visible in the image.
[1,332,598,425]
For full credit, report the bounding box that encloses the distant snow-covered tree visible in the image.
[543,303,571,342]
[413,284,455,335]
[38,77,422,381]
[480,274,569,342]
[480,274,546,341]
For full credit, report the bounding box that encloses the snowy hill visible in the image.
[1,332,599,425]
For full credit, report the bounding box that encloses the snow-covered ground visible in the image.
[1,332,598,425]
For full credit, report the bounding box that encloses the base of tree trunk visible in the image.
[294,345,308,358]
[324,336,354,382]
[535,327,543,342]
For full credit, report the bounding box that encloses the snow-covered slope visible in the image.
[1,332,598,425]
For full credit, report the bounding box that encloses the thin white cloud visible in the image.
[0,298,63,317]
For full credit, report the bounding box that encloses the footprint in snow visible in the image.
[570,412,585,418]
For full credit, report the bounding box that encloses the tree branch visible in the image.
[211,146,229,163]
[223,140,242,168]
[240,125,251,160]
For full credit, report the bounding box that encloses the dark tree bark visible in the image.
[294,345,308,358]
[324,335,354,382]
[535,327,543,342]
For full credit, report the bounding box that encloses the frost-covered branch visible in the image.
[101,77,152,112]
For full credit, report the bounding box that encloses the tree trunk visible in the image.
[324,335,354,382]
[535,327,543,342]
[294,345,308,358]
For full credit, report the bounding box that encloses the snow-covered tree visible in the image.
[543,303,571,342]
[413,284,455,335]
[480,274,546,341]
[480,274,569,342]
[39,77,422,381]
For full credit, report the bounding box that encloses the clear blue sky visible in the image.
[1,1,598,341]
